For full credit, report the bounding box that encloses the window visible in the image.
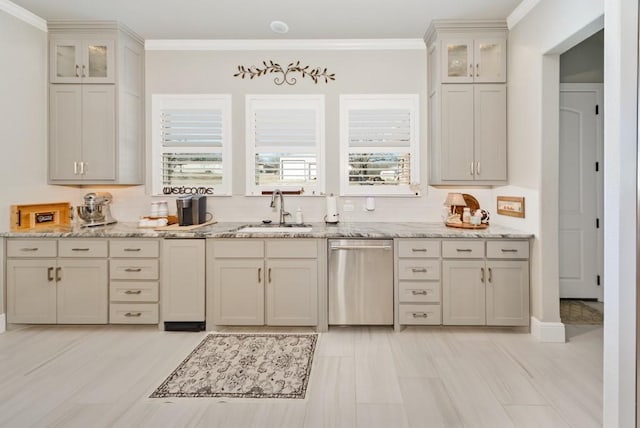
[246,95,325,195]
[151,94,232,195]
[340,94,420,196]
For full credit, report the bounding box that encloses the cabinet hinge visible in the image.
[596,104,599,115]
[595,162,599,172]
[597,275,601,286]
[596,218,600,228]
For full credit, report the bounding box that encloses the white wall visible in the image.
[98,46,495,224]
[503,0,603,339]
[560,29,604,83]
[0,9,80,234]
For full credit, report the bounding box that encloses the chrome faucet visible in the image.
[270,189,290,225]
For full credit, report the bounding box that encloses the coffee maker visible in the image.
[76,192,117,227]
[176,195,207,226]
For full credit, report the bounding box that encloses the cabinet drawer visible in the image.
[110,281,159,302]
[58,240,108,258]
[486,240,529,259]
[266,240,317,258]
[212,240,264,258]
[398,259,440,280]
[110,240,159,258]
[397,240,440,258]
[110,259,158,280]
[442,240,485,258]
[7,239,57,258]
[398,304,442,325]
[109,303,158,324]
[399,281,441,303]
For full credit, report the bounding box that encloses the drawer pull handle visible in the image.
[411,268,428,273]
[456,249,472,252]
[125,268,142,272]
[268,268,272,283]
[47,267,54,282]
[501,249,518,253]
[412,312,429,318]
[411,248,427,252]
[481,267,485,282]
[411,290,429,295]
[124,248,142,252]
[20,248,39,252]
[71,248,90,252]
[125,290,143,295]
[56,267,62,281]
[258,267,262,283]
[124,312,142,317]
[488,268,493,283]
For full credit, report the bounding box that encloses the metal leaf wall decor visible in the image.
[234,60,335,85]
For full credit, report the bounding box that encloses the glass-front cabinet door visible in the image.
[441,39,474,83]
[50,39,115,84]
[474,38,507,83]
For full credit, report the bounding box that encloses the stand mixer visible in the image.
[77,192,117,227]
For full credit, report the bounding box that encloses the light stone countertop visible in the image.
[0,221,534,239]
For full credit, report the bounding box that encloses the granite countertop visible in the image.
[0,222,534,239]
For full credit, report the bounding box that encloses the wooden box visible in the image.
[10,202,72,231]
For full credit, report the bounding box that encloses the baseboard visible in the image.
[530,316,565,342]
[0,314,5,334]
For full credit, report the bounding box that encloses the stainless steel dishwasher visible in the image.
[328,239,393,325]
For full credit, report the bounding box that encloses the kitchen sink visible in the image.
[236,224,313,233]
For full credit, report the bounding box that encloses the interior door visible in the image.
[559,84,604,299]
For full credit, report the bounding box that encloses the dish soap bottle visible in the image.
[295,207,304,224]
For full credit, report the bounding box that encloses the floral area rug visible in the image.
[150,333,318,399]
[560,299,603,325]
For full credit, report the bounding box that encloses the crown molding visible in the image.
[145,38,426,51]
[0,0,46,32]
[507,0,542,29]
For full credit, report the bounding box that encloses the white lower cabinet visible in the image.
[395,239,442,327]
[208,239,319,328]
[442,240,530,326]
[6,239,108,324]
[161,239,205,324]
[109,239,160,324]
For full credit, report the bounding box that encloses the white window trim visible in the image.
[339,94,420,196]
[245,94,325,196]
[151,94,232,196]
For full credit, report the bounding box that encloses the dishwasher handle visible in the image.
[330,245,392,251]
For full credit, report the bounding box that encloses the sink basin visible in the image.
[236,225,313,233]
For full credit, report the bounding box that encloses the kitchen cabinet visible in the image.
[442,240,530,326]
[426,20,508,186]
[395,239,442,328]
[207,239,319,328]
[6,239,108,324]
[438,84,507,182]
[109,239,160,324]
[50,38,115,84]
[47,21,144,185]
[161,239,205,326]
[439,37,506,84]
[49,84,116,181]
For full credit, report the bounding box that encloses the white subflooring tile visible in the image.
[0,324,603,427]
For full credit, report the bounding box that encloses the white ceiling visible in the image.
[10,0,522,40]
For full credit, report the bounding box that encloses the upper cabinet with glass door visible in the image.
[441,37,506,83]
[50,38,115,84]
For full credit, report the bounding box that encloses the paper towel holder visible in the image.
[324,193,340,224]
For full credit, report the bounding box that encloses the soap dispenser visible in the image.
[295,207,304,224]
